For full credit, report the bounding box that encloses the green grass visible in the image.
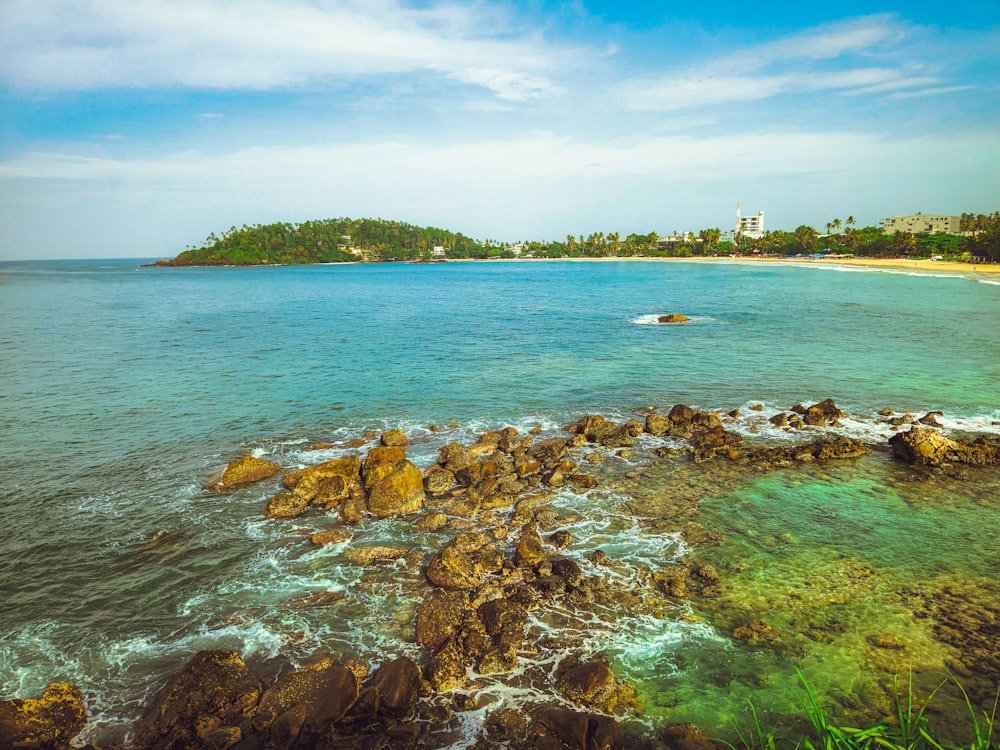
[720,672,998,750]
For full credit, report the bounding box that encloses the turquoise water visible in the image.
[1,258,999,744]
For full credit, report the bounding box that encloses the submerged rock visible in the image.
[209,455,282,491]
[732,619,778,646]
[0,683,87,750]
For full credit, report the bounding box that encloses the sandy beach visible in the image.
[505,255,1000,275]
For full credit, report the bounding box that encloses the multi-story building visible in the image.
[736,203,765,239]
[880,213,961,235]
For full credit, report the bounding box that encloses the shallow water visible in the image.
[1,258,998,745]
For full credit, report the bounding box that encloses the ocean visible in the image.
[1,258,998,746]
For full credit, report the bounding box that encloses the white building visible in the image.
[736,203,765,239]
[879,213,961,235]
[431,246,446,257]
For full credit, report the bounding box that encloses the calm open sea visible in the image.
[1,259,999,745]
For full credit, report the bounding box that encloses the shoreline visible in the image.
[493,255,1000,275]
[150,255,1000,276]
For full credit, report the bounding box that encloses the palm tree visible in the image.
[832,218,842,233]
[846,216,856,228]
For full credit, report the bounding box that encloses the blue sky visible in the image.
[1,0,998,259]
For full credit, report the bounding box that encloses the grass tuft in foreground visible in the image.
[721,671,998,750]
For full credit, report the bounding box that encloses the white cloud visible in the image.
[3,129,995,187]
[3,129,998,258]
[0,0,573,100]
[621,15,947,111]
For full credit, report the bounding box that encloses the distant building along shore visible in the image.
[880,213,961,235]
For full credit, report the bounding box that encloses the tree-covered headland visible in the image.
[162,212,1000,266]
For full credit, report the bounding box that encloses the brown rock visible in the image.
[338,493,366,525]
[733,619,778,646]
[424,467,455,495]
[535,707,624,750]
[358,657,423,719]
[345,546,409,565]
[282,455,362,497]
[367,461,425,518]
[363,445,406,487]
[251,663,358,745]
[265,492,309,520]
[415,590,469,650]
[645,413,672,436]
[658,314,690,323]
[438,442,475,472]
[415,512,449,532]
[0,683,87,750]
[310,528,352,546]
[661,722,718,750]
[427,637,467,692]
[515,526,546,568]
[867,633,906,650]
[426,546,482,589]
[133,650,262,750]
[889,426,1000,466]
[309,443,335,450]
[555,661,632,713]
[209,455,282,491]
[380,428,409,447]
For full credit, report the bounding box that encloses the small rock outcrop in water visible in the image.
[889,426,1000,466]
[658,313,690,323]
[0,683,87,750]
[209,455,283,491]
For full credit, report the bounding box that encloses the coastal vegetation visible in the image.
[162,212,1000,266]
[728,673,997,750]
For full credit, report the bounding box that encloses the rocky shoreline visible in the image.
[4,401,999,750]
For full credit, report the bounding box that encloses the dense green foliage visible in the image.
[167,212,1000,266]
[168,218,499,265]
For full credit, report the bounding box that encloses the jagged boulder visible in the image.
[803,398,845,426]
[133,650,262,750]
[565,416,636,449]
[658,314,690,323]
[554,661,635,713]
[423,467,455,495]
[889,427,1000,466]
[425,545,482,590]
[645,413,672,436]
[209,455,282,491]
[0,683,87,750]
[363,445,406,488]
[282,455,362,500]
[416,590,470,650]
[367,460,425,517]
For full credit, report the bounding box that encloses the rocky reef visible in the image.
[8,399,999,749]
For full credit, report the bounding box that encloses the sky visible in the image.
[1,1,998,259]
